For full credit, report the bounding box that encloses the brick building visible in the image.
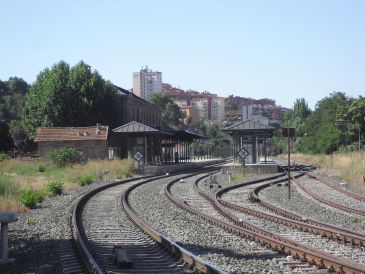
[34,125,108,159]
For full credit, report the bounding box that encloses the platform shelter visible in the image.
[223,120,275,164]
[111,121,204,166]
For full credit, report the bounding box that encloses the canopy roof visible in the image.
[223,120,275,137]
[112,121,204,140]
[112,121,159,134]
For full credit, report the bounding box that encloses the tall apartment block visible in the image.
[133,66,162,100]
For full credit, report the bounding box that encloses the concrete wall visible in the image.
[38,140,108,160]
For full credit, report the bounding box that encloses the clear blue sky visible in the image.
[1,0,364,109]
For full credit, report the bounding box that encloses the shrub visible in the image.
[0,152,10,161]
[77,175,93,186]
[20,188,44,208]
[49,147,86,167]
[37,165,46,172]
[47,181,63,196]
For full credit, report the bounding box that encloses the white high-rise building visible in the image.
[133,66,162,100]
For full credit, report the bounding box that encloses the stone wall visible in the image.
[38,140,107,160]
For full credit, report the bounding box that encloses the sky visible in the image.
[1,0,364,109]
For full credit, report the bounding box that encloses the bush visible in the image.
[20,188,44,208]
[47,181,63,196]
[37,165,46,172]
[0,152,10,162]
[49,147,86,167]
[77,175,93,186]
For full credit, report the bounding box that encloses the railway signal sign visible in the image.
[238,147,249,160]
[133,151,143,162]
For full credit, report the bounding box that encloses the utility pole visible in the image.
[282,128,295,199]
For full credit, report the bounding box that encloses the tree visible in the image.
[148,92,185,128]
[21,61,122,137]
[0,77,29,122]
[296,92,349,154]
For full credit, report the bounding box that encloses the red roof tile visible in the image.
[34,125,108,142]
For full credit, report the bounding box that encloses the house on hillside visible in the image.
[34,124,108,159]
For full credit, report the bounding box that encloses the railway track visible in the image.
[294,169,365,217]
[166,170,365,273]
[69,169,226,274]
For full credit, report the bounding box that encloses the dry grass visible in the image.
[280,152,365,190]
[0,158,134,212]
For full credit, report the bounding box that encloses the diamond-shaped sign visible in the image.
[238,147,249,160]
[133,151,144,162]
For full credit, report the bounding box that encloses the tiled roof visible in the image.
[34,125,108,142]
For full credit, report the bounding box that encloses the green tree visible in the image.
[297,92,349,154]
[0,77,29,122]
[148,92,185,128]
[21,61,121,137]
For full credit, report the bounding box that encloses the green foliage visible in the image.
[21,61,122,137]
[0,77,29,123]
[49,147,86,167]
[351,216,360,223]
[231,171,248,182]
[277,93,365,154]
[26,218,37,225]
[37,165,46,172]
[0,176,16,197]
[47,181,63,196]
[124,171,133,178]
[0,152,10,161]
[20,188,44,208]
[77,175,93,186]
[0,121,13,152]
[148,92,185,128]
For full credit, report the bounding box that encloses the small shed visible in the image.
[34,125,108,159]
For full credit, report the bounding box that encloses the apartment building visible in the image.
[133,66,162,100]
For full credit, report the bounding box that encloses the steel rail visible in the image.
[305,172,365,202]
[164,173,365,274]
[72,175,159,274]
[71,160,227,274]
[122,168,226,274]
[216,173,365,247]
[294,177,365,217]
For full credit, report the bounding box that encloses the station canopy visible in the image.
[112,121,205,140]
[222,120,275,138]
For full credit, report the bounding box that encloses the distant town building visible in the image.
[162,84,225,125]
[133,66,162,100]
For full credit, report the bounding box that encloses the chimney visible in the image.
[96,123,100,134]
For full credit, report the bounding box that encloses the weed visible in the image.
[26,218,37,225]
[351,216,360,223]
[77,175,93,186]
[20,188,44,208]
[0,176,16,197]
[47,181,63,196]
[0,152,10,161]
[231,171,248,182]
[125,171,133,178]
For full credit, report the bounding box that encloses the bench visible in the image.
[111,246,133,269]
[0,212,18,264]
